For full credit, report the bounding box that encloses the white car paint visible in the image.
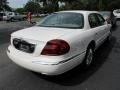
[0,12,8,20]
[7,12,26,21]
[113,9,120,19]
[7,11,111,75]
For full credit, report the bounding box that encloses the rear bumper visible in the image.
[7,45,86,75]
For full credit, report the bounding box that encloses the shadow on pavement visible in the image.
[0,30,15,45]
[112,25,118,32]
[112,20,120,32]
[33,36,116,86]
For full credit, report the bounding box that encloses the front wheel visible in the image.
[23,17,26,21]
[106,33,112,42]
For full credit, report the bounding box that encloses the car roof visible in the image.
[99,11,111,13]
[57,10,99,15]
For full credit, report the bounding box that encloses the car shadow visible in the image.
[112,20,120,32]
[33,36,116,86]
[0,29,16,45]
[112,25,119,32]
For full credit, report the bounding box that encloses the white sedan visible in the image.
[113,9,120,19]
[7,11,111,75]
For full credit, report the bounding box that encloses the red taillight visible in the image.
[41,39,70,56]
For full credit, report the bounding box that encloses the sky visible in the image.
[8,0,29,8]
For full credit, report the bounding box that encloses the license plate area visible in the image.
[20,44,30,52]
[13,38,35,53]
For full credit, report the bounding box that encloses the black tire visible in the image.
[10,18,14,22]
[19,18,22,21]
[23,17,26,21]
[6,20,10,23]
[83,46,94,68]
[106,33,112,43]
[112,22,116,28]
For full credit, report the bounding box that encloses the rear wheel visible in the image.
[83,46,94,68]
[10,18,14,22]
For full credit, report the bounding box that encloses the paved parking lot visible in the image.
[0,21,33,44]
[0,21,120,90]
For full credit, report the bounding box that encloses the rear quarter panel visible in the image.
[58,29,95,59]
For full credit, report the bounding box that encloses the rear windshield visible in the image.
[37,12,84,29]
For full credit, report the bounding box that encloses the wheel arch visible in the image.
[87,40,96,51]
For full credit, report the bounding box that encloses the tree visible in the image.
[107,0,120,11]
[24,1,41,14]
[59,0,87,10]
[27,0,120,13]
[79,0,120,11]
[15,8,25,14]
[32,0,47,6]
[49,0,59,12]
[32,0,59,13]
[0,0,11,11]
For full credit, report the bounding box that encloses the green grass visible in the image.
[32,17,41,22]
[32,16,45,22]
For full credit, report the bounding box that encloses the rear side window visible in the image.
[96,14,105,26]
[0,13,5,16]
[0,13,3,16]
[88,14,98,28]
[9,13,13,15]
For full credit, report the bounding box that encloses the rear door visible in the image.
[88,13,107,47]
[95,14,108,43]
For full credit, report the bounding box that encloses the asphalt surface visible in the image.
[0,21,33,44]
[0,21,120,90]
